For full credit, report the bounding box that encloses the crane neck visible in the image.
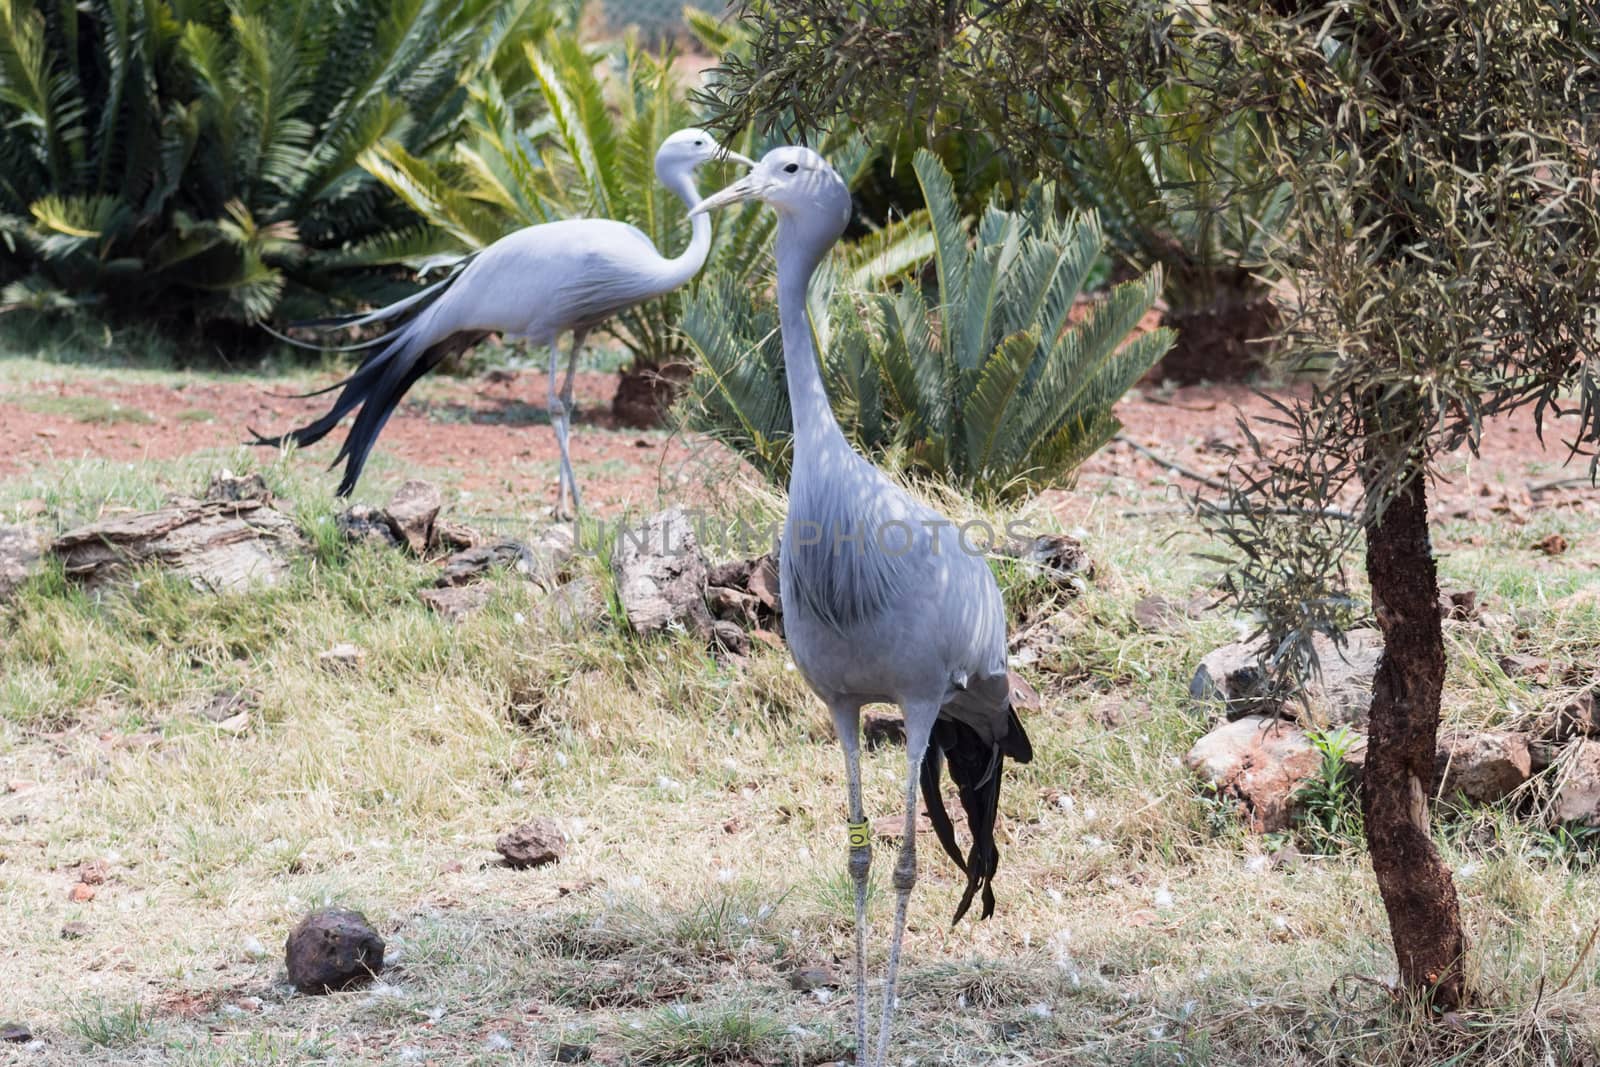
[656,166,713,292]
[776,215,846,461]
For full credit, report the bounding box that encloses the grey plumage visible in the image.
[691,146,1032,1067]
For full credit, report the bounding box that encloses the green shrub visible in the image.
[682,149,1172,501]
[0,0,567,332]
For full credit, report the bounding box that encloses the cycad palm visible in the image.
[684,150,1173,501]
[0,0,564,328]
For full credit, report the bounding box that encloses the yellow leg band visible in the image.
[847,820,870,849]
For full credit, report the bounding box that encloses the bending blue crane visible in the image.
[692,148,1033,1066]
[255,129,754,517]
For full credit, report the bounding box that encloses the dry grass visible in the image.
[3,365,1600,1066]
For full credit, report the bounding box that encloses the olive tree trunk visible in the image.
[1360,456,1469,1009]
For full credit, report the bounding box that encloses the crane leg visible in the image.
[547,335,582,521]
[829,701,870,1063]
[559,330,585,518]
[872,709,934,1067]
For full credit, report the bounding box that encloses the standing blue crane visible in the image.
[255,129,754,517]
[692,148,1033,1066]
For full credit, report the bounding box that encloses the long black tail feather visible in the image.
[922,705,1033,925]
[250,321,490,496]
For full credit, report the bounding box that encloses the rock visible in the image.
[1535,533,1569,556]
[68,882,95,902]
[1008,671,1042,714]
[1552,740,1600,825]
[5,780,35,794]
[435,541,535,587]
[318,643,364,672]
[1132,594,1185,632]
[418,584,491,622]
[746,553,781,613]
[336,505,400,548]
[77,860,108,886]
[242,936,269,961]
[198,688,255,723]
[1497,653,1550,682]
[495,818,567,869]
[1536,693,1600,742]
[204,471,271,503]
[383,480,441,554]
[0,524,47,603]
[553,1041,592,1063]
[710,619,749,657]
[1184,716,1321,832]
[787,964,839,992]
[1,1023,32,1043]
[1435,731,1532,803]
[548,576,602,630]
[53,499,303,593]
[863,711,905,750]
[1190,629,1383,726]
[611,508,712,637]
[1001,534,1094,594]
[707,585,761,625]
[60,921,89,940]
[1438,588,1477,621]
[429,518,481,555]
[284,908,385,994]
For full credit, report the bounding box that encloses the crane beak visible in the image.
[689,175,763,217]
[716,146,758,168]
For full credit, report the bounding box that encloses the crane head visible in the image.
[689,146,850,240]
[655,128,756,180]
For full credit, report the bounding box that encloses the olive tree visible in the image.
[703,0,1600,1010]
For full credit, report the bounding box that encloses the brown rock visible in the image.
[1007,671,1042,714]
[1536,533,1569,556]
[5,780,36,794]
[204,472,270,503]
[53,499,303,593]
[496,818,567,869]
[1185,716,1320,832]
[429,518,481,555]
[710,619,749,657]
[787,964,839,991]
[436,541,535,587]
[1435,731,1532,803]
[60,921,89,940]
[1,1023,32,1043]
[1438,588,1478,621]
[318,643,364,672]
[284,908,385,994]
[863,711,905,750]
[0,524,47,603]
[1191,629,1384,726]
[1539,693,1600,741]
[611,508,712,637]
[1132,594,1184,631]
[383,480,441,555]
[418,584,490,622]
[747,553,781,613]
[68,882,95,902]
[1553,740,1600,825]
[1001,534,1095,594]
[198,688,255,723]
[1497,654,1550,681]
[77,860,108,886]
[335,505,400,548]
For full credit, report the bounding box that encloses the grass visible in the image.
[7,392,156,424]
[2,359,1600,1065]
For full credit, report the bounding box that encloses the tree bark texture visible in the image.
[1360,460,1469,1009]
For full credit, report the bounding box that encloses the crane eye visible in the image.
[783,163,799,173]
[694,139,704,146]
